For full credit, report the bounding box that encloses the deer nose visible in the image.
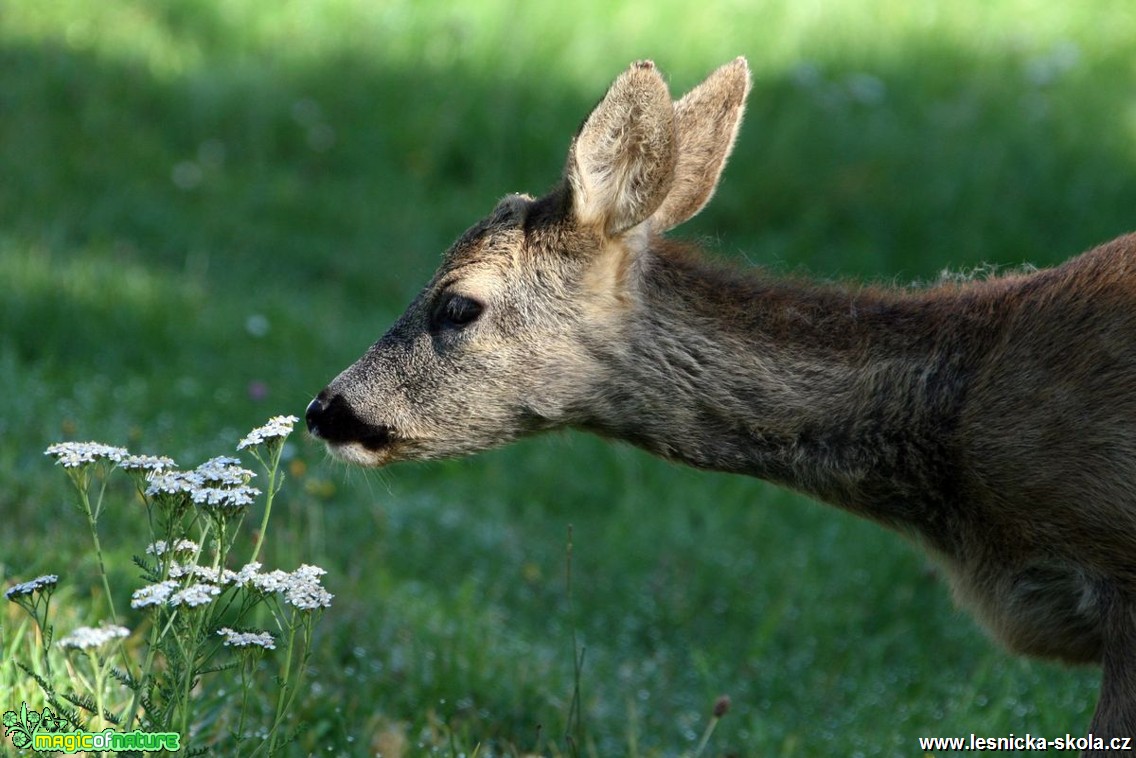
[305,392,330,438]
[305,391,395,451]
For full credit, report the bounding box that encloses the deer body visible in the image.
[562,230,1136,668]
[307,58,1136,749]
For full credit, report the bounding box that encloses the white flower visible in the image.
[166,562,221,582]
[131,580,179,609]
[169,583,221,608]
[5,574,59,600]
[237,415,299,450]
[58,623,130,650]
[194,457,255,486]
[248,565,333,610]
[250,569,291,594]
[120,454,177,473]
[221,562,262,587]
[145,469,203,498]
[44,442,128,468]
[291,564,327,580]
[194,565,221,583]
[167,561,191,579]
[284,581,334,611]
[191,485,260,510]
[217,627,275,650]
[283,564,333,611]
[145,539,199,557]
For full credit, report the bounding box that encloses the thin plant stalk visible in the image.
[263,613,300,758]
[248,442,285,565]
[76,475,118,626]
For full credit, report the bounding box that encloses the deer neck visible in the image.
[579,245,984,540]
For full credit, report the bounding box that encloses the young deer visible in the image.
[306,58,1136,750]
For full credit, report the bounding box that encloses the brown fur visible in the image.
[307,58,1136,751]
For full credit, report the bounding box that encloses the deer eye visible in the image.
[431,293,484,332]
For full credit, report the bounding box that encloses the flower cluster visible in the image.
[248,564,331,610]
[131,562,331,613]
[18,415,330,753]
[119,454,177,473]
[191,485,260,511]
[237,415,299,451]
[195,457,256,486]
[58,624,130,651]
[169,583,221,608]
[131,580,179,609]
[5,574,59,600]
[144,469,200,498]
[144,456,259,517]
[167,562,221,582]
[44,442,128,469]
[145,539,200,557]
[223,562,262,587]
[281,564,333,611]
[217,627,275,650]
[265,566,334,609]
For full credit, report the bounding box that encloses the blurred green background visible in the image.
[2,0,1134,755]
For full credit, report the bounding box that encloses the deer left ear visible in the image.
[565,61,677,237]
[649,57,751,233]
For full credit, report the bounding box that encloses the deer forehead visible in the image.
[437,229,528,294]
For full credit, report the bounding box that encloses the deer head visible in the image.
[306,58,751,466]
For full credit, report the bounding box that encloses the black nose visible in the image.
[305,391,394,451]
[305,392,331,438]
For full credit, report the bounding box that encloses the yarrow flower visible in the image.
[290,564,327,582]
[283,565,333,611]
[192,485,260,511]
[58,623,130,650]
[237,415,299,451]
[194,457,256,486]
[5,574,59,600]
[119,454,177,473]
[221,562,262,587]
[247,565,332,610]
[169,583,221,608]
[217,627,275,650]
[250,569,291,594]
[145,539,199,557]
[146,459,256,515]
[145,469,202,498]
[44,442,128,469]
[131,580,179,609]
[168,562,223,583]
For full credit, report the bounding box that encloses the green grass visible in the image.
[3,0,1135,754]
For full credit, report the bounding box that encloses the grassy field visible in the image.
[2,0,1135,755]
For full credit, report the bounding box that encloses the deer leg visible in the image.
[1084,589,1136,757]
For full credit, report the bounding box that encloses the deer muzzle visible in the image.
[305,391,395,453]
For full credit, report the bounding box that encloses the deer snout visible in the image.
[305,391,394,452]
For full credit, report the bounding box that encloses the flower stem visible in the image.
[79,483,119,626]
[249,444,284,565]
[265,610,300,757]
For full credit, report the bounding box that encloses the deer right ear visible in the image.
[565,61,677,237]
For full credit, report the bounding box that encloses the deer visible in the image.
[305,57,1136,752]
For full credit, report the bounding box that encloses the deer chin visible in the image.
[324,440,399,468]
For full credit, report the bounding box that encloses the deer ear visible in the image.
[650,57,751,233]
[565,61,677,237]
